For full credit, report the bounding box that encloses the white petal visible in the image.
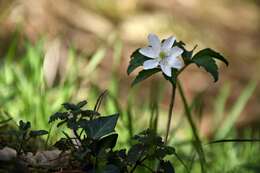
[160,64,172,77]
[169,46,184,57]
[148,33,161,51]
[167,57,183,70]
[161,36,176,51]
[143,60,159,69]
[139,47,157,58]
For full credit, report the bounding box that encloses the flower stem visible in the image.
[165,84,176,143]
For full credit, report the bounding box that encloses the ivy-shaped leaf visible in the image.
[131,68,160,87]
[192,48,228,82]
[127,49,150,75]
[81,114,119,140]
[97,134,118,151]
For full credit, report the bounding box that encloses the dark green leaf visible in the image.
[127,143,144,165]
[193,56,219,82]
[67,118,78,130]
[131,69,160,87]
[134,129,163,146]
[193,48,228,66]
[81,110,100,117]
[97,134,118,151]
[192,48,228,82]
[127,48,150,75]
[159,161,175,173]
[29,130,48,137]
[81,114,119,140]
[62,102,78,111]
[77,100,87,108]
[155,146,175,159]
[49,112,68,123]
[19,120,31,131]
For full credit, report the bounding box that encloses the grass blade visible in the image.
[208,139,260,144]
[215,81,257,139]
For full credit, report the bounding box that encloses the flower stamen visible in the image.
[159,51,167,59]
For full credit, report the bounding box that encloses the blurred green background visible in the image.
[0,0,260,172]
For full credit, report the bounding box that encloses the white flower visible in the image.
[139,33,184,77]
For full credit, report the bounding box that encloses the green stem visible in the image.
[177,80,206,173]
[165,84,176,143]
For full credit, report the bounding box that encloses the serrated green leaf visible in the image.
[81,114,119,140]
[131,69,160,87]
[81,110,100,117]
[127,49,150,75]
[49,112,68,123]
[29,130,48,137]
[193,48,228,66]
[193,56,219,82]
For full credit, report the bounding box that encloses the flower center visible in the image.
[159,51,167,59]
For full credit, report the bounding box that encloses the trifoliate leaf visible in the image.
[127,49,150,75]
[81,114,119,140]
[131,68,160,87]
